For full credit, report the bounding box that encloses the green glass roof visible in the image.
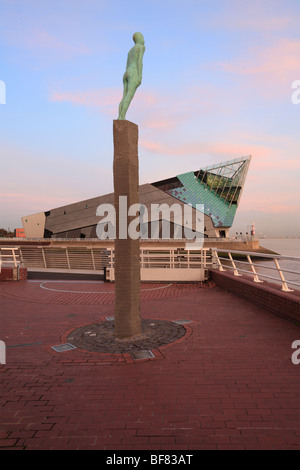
[165,156,251,228]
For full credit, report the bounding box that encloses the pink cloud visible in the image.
[224,39,299,76]
[216,38,300,98]
[50,88,120,108]
[49,88,160,120]
[27,30,91,56]
[251,155,300,171]
[50,83,222,134]
[143,120,177,131]
[265,203,300,214]
[141,129,300,178]
[3,28,91,60]
[140,139,266,160]
[140,84,221,130]
[0,193,25,199]
[140,133,300,220]
[0,192,75,207]
[211,2,297,33]
[239,193,300,215]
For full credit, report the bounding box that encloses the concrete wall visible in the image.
[22,212,46,238]
[107,267,207,282]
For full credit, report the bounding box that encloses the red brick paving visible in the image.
[0,280,300,450]
[0,280,199,305]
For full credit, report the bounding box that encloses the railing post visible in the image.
[12,249,17,268]
[273,258,294,292]
[65,248,71,270]
[41,248,47,268]
[90,248,95,271]
[210,249,215,269]
[228,253,242,276]
[19,248,24,265]
[246,255,263,283]
[141,249,144,269]
[214,250,225,271]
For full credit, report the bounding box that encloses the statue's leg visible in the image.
[119,82,138,120]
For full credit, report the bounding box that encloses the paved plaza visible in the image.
[1,279,299,450]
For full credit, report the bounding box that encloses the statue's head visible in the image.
[133,32,144,45]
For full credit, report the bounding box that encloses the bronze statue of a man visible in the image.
[118,32,145,120]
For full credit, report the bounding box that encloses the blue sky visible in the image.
[0,0,299,236]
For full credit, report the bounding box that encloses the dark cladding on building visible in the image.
[22,156,251,240]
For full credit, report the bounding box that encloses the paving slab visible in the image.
[0,280,299,450]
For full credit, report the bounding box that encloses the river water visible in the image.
[258,238,300,257]
[228,239,300,290]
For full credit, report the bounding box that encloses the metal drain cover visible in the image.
[67,319,187,354]
[131,350,155,360]
[51,343,77,352]
[173,319,192,325]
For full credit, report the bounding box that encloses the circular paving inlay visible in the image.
[67,319,187,354]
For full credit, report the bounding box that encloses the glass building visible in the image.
[22,156,251,240]
[154,155,251,236]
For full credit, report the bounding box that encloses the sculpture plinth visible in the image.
[113,119,141,338]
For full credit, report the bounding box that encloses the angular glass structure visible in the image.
[163,156,251,228]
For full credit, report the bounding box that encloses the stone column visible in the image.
[113,119,141,338]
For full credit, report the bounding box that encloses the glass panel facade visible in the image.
[165,156,251,228]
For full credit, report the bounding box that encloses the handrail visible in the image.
[212,248,299,292]
[1,245,214,273]
[0,247,21,271]
[217,264,300,287]
[216,248,282,259]
[217,257,300,276]
[0,236,259,244]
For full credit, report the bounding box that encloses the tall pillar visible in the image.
[113,119,141,338]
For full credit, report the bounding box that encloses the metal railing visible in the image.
[212,248,300,292]
[140,248,213,269]
[2,245,299,292]
[0,247,21,272]
[18,246,111,271]
[108,248,214,282]
[2,245,214,273]
[0,236,257,243]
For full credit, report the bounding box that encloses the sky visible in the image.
[0,0,299,237]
